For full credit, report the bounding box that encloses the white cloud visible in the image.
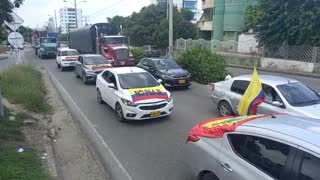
[15,0,150,28]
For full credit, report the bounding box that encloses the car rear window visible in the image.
[62,50,79,56]
[230,80,250,95]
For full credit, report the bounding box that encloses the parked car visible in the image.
[74,54,112,84]
[142,45,161,57]
[211,74,320,119]
[186,114,320,180]
[56,48,79,71]
[96,67,173,121]
[137,58,192,88]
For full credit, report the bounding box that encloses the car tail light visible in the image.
[208,83,215,92]
[186,135,200,143]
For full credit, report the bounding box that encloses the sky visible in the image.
[15,0,150,28]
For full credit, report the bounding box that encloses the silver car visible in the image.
[211,75,320,119]
[186,114,320,180]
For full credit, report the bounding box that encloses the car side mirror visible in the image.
[272,101,284,107]
[108,83,116,89]
[157,79,163,83]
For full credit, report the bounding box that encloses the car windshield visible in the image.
[40,38,57,43]
[84,56,109,65]
[62,51,79,56]
[155,60,180,70]
[277,82,320,107]
[118,72,160,89]
[104,37,128,44]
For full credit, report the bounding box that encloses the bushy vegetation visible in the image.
[177,47,227,84]
[0,65,51,113]
[130,47,145,64]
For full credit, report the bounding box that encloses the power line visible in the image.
[86,0,126,17]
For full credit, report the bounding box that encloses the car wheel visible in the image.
[74,69,79,78]
[200,172,219,180]
[218,101,233,117]
[116,103,126,122]
[97,89,104,104]
[82,73,88,84]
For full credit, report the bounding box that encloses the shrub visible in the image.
[177,47,226,84]
[0,65,51,113]
[130,47,145,64]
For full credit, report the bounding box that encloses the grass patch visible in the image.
[0,107,49,180]
[0,65,51,113]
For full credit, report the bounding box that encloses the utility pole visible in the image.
[54,10,58,32]
[0,83,4,120]
[168,0,173,57]
[74,0,78,28]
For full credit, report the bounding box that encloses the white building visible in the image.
[59,7,83,34]
[47,17,56,32]
[150,0,202,23]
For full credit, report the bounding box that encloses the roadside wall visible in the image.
[260,58,314,73]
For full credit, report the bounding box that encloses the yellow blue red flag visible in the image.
[238,67,266,115]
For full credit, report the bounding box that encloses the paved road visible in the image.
[20,47,319,180]
[24,49,218,180]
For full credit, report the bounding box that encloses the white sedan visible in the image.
[96,67,174,121]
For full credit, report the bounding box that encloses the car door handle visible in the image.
[219,162,233,172]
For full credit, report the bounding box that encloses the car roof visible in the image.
[60,48,77,51]
[80,54,103,57]
[238,115,320,147]
[147,58,173,61]
[233,74,299,86]
[110,67,146,74]
[103,35,125,38]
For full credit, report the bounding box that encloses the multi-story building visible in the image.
[47,17,56,33]
[198,0,213,40]
[199,0,257,41]
[150,0,201,23]
[59,7,83,34]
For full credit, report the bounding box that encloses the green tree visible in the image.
[0,0,24,25]
[18,26,33,42]
[108,15,129,33]
[125,4,197,48]
[245,0,320,46]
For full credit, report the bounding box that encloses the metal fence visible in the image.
[174,38,320,63]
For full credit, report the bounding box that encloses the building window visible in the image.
[184,2,197,10]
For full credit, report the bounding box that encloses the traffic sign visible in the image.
[8,32,24,48]
[4,12,24,31]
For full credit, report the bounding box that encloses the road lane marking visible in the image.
[48,70,133,180]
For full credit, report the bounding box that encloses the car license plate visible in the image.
[179,79,186,84]
[150,111,161,118]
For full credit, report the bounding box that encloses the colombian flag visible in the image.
[187,114,271,141]
[129,86,169,102]
[238,67,266,116]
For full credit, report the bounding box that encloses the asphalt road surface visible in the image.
[19,47,320,180]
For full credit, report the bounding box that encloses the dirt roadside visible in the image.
[42,67,108,180]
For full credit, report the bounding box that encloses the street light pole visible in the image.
[168,0,173,57]
[74,0,78,28]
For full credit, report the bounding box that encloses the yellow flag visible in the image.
[238,67,266,115]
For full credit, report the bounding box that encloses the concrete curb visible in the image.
[47,70,132,180]
[227,64,320,79]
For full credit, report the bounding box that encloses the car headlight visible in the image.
[162,74,172,79]
[121,98,137,107]
[85,70,95,74]
[166,96,173,102]
[40,48,45,51]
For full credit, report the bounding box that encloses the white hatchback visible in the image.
[56,48,79,71]
[96,67,174,121]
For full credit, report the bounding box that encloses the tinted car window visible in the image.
[118,72,160,89]
[299,152,320,180]
[155,60,180,70]
[61,50,79,56]
[229,134,290,179]
[40,38,57,43]
[84,56,108,65]
[230,80,250,95]
[277,82,320,107]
